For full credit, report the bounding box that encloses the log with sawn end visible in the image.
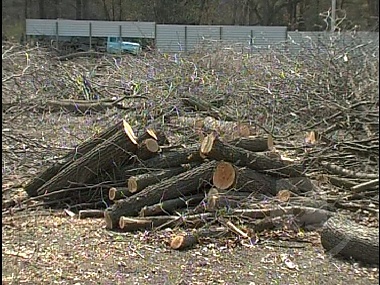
[122,144,204,175]
[104,160,217,229]
[201,132,304,177]
[119,215,178,231]
[24,120,126,197]
[139,194,205,216]
[229,135,274,152]
[35,121,154,198]
[108,187,133,201]
[212,161,276,195]
[128,166,192,194]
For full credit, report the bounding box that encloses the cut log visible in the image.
[122,144,204,174]
[35,120,145,198]
[139,194,204,217]
[171,116,254,140]
[170,233,198,250]
[118,216,178,231]
[229,135,273,152]
[213,161,236,190]
[233,167,276,195]
[104,160,217,229]
[275,177,315,193]
[24,120,125,197]
[233,206,334,229]
[320,215,379,265]
[128,167,190,194]
[200,132,304,177]
[78,209,104,219]
[108,187,133,201]
[135,138,160,161]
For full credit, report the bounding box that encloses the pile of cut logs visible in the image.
[24,119,330,235]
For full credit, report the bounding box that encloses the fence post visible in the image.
[89,22,92,51]
[184,26,187,52]
[250,29,253,55]
[219,26,222,40]
[55,21,59,49]
[119,25,122,54]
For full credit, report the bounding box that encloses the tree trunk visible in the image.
[128,166,192,194]
[36,122,152,197]
[321,215,379,265]
[201,133,304,177]
[38,0,46,18]
[104,160,217,229]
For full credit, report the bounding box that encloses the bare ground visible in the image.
[2,210,379,285]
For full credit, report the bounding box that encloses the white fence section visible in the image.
[26,19,378,54]
[26,19,156,39]
[155,25,287,53]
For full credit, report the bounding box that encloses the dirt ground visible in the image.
[2,209,379,285]
[2,42,379,284]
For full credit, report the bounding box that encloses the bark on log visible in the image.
[35,120,148,197]
[78,209,104,219]
[122,144,204,174]
[171,116,253,140]
[119,216,178,231]
[229,135,273,152]
[139,194,204,217]
[233,167,277,195]
[200,133,304,177]
[170,233,198,250]
[24,121,125,197]
[104,160,217,229]
[233,206,334,229]
[128,167,190,194]
[320,215,379,265]
[275,177,315,193]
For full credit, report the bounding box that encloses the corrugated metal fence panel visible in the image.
[26,19,57,36]
[186,25,221,50]
[156,25,186,53]
[85,21,155,38]
[220,26,287,50]
[57,20,90,36]
[121,22,155,38]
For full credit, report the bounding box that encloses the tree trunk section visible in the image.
[25,120,126,197]
[128,166,193,194]
[118,215,178,231]
[212,161,236,190]
[104,160,217,229]
[139,194,205,216]
[35,121,149,197]
[170,233,198,250]
[320,215,379,265]
[201,133,304,177]
[122,144,204,174]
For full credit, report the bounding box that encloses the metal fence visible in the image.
[26,19,378,54]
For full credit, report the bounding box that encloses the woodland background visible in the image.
[2,0,379,40]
